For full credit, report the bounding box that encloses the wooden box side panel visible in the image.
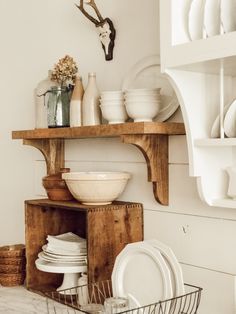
[87,203,143,283]
[25,204,86,290]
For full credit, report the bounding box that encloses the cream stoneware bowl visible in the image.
[125,100,161,122]
[62,171,131,205]
[100,105,128,124]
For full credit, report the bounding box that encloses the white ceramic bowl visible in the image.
[125,101,161,122]
[100,91,124,101]
[100,99,124,106]
[125,94,161,102]
[100,105,128,124]
[124,88,161,96]
[62,171,131,205]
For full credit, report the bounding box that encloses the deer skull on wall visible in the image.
[76,0,116,61]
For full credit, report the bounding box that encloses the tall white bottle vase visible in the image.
[70,76,84,127]
[35,70,54,129]
[82,73,101,126]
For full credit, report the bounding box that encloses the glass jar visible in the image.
[47,86,70,128]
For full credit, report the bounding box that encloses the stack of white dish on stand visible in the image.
[124,88,162,122]
[99,90,128,124]
[111,240,185,310]
[35,232,87,293]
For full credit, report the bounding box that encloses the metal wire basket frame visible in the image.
[45,279,202,314]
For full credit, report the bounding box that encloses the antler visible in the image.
[75,0,104,26]
[86,0,104,22]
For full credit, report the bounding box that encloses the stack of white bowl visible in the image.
[124,88,161,122]
[100,91,128,124]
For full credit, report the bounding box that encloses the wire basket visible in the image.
[45,279,202,314]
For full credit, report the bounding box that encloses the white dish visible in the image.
[210,102,232,138]
[188,0,205,40]
[221,0,236,33]
[121,55,179,122]
[204,0,221,37]
[146,239,185,297]
[111,242,173,308]
[38,252,87,264]
[224,99,236,137]
[35,258,87,274]
[182,0,193,41]
[42,244,87,256]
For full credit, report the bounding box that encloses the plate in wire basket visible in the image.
[45,279,202,314]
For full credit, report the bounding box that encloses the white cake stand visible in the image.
[35,258,87,294]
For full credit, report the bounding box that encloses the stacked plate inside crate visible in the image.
[0,244,26,286]
[36,232,87,269]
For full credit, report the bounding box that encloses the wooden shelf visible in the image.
[12,122,185,206]
[12,122,185,139]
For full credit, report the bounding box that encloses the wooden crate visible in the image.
[25,199,143,293]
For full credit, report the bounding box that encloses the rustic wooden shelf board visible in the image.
[12,122,185,205]
[12,122,185,139]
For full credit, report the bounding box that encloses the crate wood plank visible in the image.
[25,200,143,292]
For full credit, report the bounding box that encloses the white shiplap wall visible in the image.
[1,0,236,313]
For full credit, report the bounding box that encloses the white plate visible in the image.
[224,99,236,137]
[204,0,221,37]
[38,252,87,264]
[221,0,236,33]
[35,258,87,274]
[111,242,173,308]
[121,55,179,122]
[182,0,193,41]
[210,102,232,138]
[42,244,87,256]
[146,239,185,297]
[188,0,205,40]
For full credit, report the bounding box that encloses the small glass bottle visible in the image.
[70,76,84,127]
[82,72,101,126]
[35,70,54,128]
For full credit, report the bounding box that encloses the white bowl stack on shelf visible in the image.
[35,232,87,293]
[111,240,185,309]
[124,88,161,122]
[100,91,128,124]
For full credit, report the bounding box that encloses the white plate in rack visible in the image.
[210,102,232,138]
[204,0,221,37]
[182,0,193,41]
[122,55,179,122]
[146,239,185,297]
[224,99,236,137]
[188,0,206,40]
[221,0,236,33]
[111,242,173,308]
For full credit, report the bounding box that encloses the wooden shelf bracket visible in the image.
[121,134,169,205]
[23,139,65,175]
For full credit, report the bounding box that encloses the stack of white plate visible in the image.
[100,91,128,124]
[36,232,87,272]
[111,240,185,309]
[124,88,161,122]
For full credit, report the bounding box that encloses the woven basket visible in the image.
[0,272,25,287]
[0,257,26,266]
[0,244,25,258]
[0,263,25,274]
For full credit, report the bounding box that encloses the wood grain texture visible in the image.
[12,122,185,139]
[25,200,143,292]
[23,139,64,175]
[122,134,169,205]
